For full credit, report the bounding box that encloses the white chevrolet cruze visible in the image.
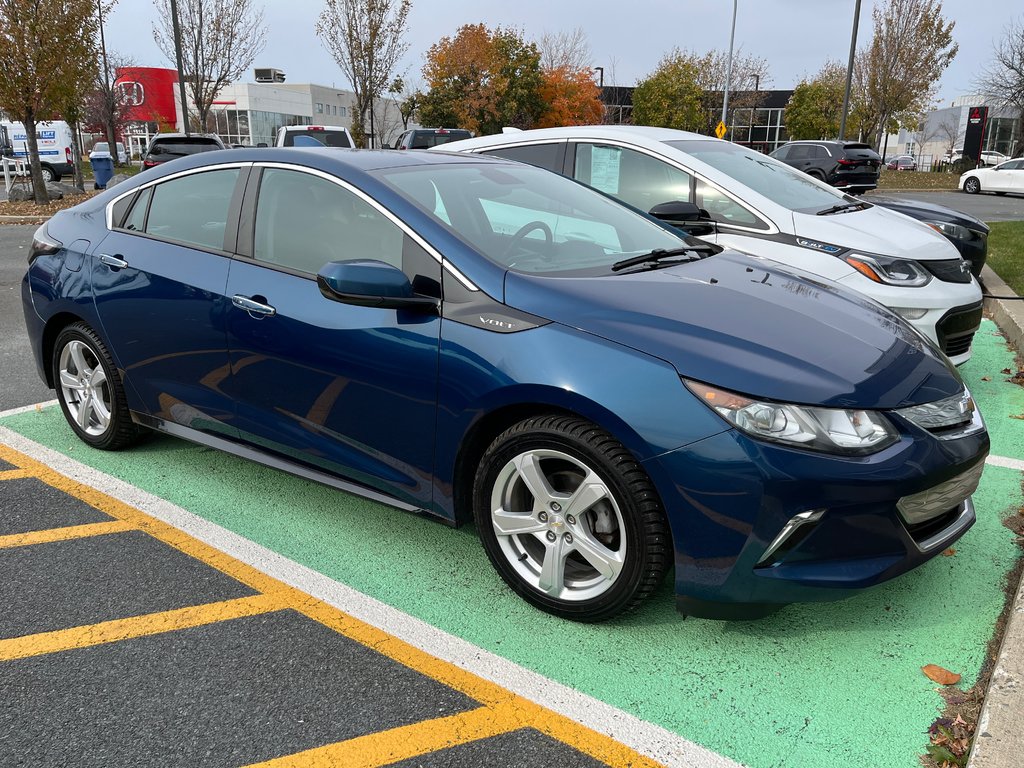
[439,126,984,364]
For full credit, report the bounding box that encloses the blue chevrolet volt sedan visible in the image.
[22,148,988,621]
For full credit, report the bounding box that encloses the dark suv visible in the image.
[770,141,882,192]
[142,134,225,170]
[393,128,472,150]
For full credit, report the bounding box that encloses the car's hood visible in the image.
[504,251,961,409]
[792,204,962,261]
[868,196,989,233]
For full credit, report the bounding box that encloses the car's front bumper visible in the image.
[643,419,989,618]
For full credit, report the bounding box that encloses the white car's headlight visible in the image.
[684,380,898,455]
[843,253,932,287]
[924,220,971,240]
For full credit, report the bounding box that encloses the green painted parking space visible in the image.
[2,318,1021,768]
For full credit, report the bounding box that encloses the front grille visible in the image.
[897,462,984,526]
[923,259,972,283]
[936,302,983,358]
[904,505,963,545]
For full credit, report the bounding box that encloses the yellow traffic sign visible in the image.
[715,121,727,139]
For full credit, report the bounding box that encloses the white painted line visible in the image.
[0,400,58,419]
[0,424,744,768]
[986,455,1024,472]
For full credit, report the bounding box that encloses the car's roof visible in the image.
[447,124,710,146]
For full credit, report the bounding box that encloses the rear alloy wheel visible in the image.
[963,176,981,194]
[53,323,142,450]
[474,415,668,622]
[39,166,55,183]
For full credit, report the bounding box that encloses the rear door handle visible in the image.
[231,294,277,317]
[98,254,128,269]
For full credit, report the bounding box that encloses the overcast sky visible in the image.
[105,0,1018,107]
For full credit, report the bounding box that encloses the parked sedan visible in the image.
[441,126,984,364]
[960,158,1024,197]
[869,196,988,277]
[887,155,917,171]
[23,148,988,621]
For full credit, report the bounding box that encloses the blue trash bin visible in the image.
[90,153,114,189]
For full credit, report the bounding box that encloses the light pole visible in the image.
[839,0,862,141]
[593,66,604,89]
[720,0,738,128]
[169,0,190,136]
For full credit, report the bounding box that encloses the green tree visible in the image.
[630,50,704,131]
[419,24,544,135]
[316,0,412,147]
[860,0,958,147]
[784,61,848,140]
[0,0,100,203]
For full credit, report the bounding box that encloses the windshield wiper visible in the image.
[611,245,712,272]
[816,201,869,216]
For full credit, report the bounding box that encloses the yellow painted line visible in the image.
[249,702,525,768]
[0,593,285,662]
[0,442,665,768]
[0,468,33,481]
[0,519,134,549]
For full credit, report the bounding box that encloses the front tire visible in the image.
[53,323,143,450]
[963,176,981,194]
[473,415,669,621]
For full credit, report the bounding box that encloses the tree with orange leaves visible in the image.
[537,67,604,128]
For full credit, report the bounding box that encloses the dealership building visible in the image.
[112,67,409,154]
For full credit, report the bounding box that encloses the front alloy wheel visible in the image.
[474,415,668,621]
[963,176,981,194]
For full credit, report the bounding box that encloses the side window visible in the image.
[145,168,239,250]
[788,145,810,160]
[812,146,829,159]
[694,178,767,230]
[252,168,405,275]
[573,143,692,214]
[483,143,563,172]
[772,146,790,160]
[121,187,152,231]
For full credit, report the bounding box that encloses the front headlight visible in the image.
[843,253,931,287]
[924,220,971,240]
[683,379,899,455]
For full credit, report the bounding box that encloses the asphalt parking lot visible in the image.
[1,198,1023,767]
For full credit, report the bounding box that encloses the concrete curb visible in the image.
[0,216,46,224]
[967,267,1024,768]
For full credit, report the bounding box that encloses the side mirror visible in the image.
[317,260,439,311]
[649,201,716,237]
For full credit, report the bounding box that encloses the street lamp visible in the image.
[839,0,863,141]
[593,66,604,89]
[720,0,738,127]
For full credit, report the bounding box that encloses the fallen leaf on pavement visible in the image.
[942,548,956,556]
[981,376,991,381]
[922,664,961,685]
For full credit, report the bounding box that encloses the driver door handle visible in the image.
[98,254,128,269]
[231,294,277,317]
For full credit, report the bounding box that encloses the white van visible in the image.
[441,126,984,364]
[0,120,75,182]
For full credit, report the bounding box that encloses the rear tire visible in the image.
[39,166,55,183]
[53,322,143,450]
[473,415,669,622]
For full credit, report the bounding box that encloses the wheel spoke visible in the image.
[537,535,569,596]
[89,366,107,389]
[75,397,92,429]
[90,395,112,429]
[59,371,84,390]
[562,472,609,519]
[570,530,623,582]
[492,507,547,537]
[514,453,556,507]
[69,342,90,377]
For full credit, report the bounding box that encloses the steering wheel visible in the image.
[500,221,553,262]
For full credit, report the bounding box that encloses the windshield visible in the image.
[374,163,692,275]
[282,129,352,148]
[664,139,850,213]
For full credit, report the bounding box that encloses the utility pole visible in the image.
[720,0,738,126]
[839,0,862,141]
[170,0,190,136]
